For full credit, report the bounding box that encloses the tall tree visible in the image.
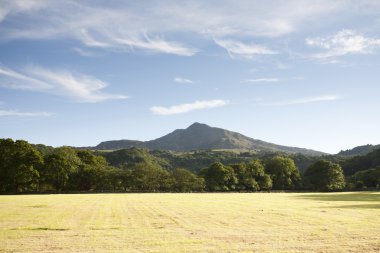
[69,150,113,191]
[43,147,81,191]
[130,163,173,192]
[0,139,43,192]
[172,168,205,192]
[200,162,237,191]
[303,160,346,191]
[232,160,273,191]
[265,156,301,190]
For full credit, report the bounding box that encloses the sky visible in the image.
[1,0,380,154]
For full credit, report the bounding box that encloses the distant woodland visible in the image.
[0,138,379,193]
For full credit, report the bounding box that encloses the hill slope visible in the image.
[145,123,324,155]
[94,123,325,156]
[337,144,380,157]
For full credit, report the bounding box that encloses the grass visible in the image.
[0,192,379,252]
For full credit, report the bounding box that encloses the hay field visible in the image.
[0,192,379,252]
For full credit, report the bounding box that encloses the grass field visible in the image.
[0,192,379,252]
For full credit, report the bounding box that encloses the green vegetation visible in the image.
[0,192,379,252]
[265,156,301,190]
[348,167,380,189]
[338,144,380,157]
[303,160,345,191]
[1,138,380,193]
[342,148,380,176]
[0,139,43,192]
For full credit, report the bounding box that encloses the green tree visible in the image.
[200,162,237,191]
[172,168,205,192]
[130,163,173,192]
[349,167,380,189]
[0,139,43,192]
[43,147,81,191]
[303,160,345,191]
[231,160,272,191]
[265,156,301,190]
[69,150,113,191]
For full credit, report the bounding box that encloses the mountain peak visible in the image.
[187,122,210,129]
[93,123,326,156]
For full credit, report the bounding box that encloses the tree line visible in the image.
[0,138,378,193]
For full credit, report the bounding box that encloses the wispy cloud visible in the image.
[0,65,128,103]
[306,29,380,61]
[0,1,347,57]
[262,95,339,106]
[0,109,52,117]
[150,99,228,115]
[174,77,193,84]
[214,39,277,59]
[72,47,99,57]
[243,78,280,83]
[0,1,198,56]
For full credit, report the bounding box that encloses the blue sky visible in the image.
[1,0,380,154]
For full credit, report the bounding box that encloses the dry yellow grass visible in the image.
[0,192,379,252]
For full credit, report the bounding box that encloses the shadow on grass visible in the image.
[328,204,380,209]
[295,192,380,202]
[11,227,69,231]
[28,204,48,208]
[295,192,380,209]
[89,227,122,230]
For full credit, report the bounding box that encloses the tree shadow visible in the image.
[11,227,69,231]
[295,192,380,202]
[327,204,380,209]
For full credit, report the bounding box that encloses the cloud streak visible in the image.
[0,65,128,103]
[150,99,228,115]
[0,109,52,117]
[243,78,279,83]
[214,39,277,59]
[174,77,193,84]
[262,95,338,106]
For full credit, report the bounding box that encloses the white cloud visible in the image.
[0,1,198,56]
[174,77,193,84]
[214,39,277,59]
[0,109,52,117]
[0,1,349,56]
[243,78,279,83]
[0,65,128,103]
[306,29,380,60]
[0,66,51,90]
[150,99,228,115]
[262,95,338,106]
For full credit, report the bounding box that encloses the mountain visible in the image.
[94,122,326,156]
[95,140,144,150]
[341,148,380,176]
[337,144,380,157]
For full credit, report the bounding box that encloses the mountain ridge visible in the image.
[337,144,380,157]
[92,122,326,156]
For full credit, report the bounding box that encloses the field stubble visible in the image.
[0,192,379,252]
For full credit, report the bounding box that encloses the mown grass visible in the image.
[0,192,379,252]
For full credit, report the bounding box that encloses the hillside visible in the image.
[342,148,380,176]
[337,144,380,157]
[95,140,144,150]
[94,123,326,156]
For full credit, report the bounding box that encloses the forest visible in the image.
[0,138,379,193]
